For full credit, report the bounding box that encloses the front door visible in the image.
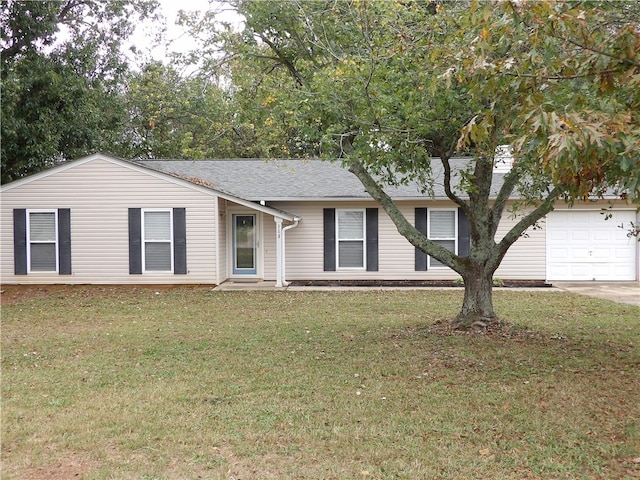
[232,214,257,275]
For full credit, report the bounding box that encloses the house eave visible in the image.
[256,196,469,202]
[1,153,299,222]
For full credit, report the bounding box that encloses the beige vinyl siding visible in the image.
[271,200,547,281]
[549,199,636,214]
[262,214,277,280]
[493,203,546,280]
[1,158,218,284]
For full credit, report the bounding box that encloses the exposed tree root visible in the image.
[425,318,534,339]
[451,313,500,331]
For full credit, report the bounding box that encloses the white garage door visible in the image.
[546,210,637,281]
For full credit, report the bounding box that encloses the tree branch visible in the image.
[489,166,521,238]
[348,158,462,272]
[491,187,559,270]
[257,33,305,86]
[441,156,467,208]
[501,68,627,81]
[562,34,640,69]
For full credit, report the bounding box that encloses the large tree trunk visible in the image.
[346,158,559,330]
[453,269,498,329]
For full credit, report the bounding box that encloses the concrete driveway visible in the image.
[552,282,640,306]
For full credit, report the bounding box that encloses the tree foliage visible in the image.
[108,60,300,160]
[111,62,229,159]
[1,0,159,183]
[454,1,640,202]
[175,4,322,159]
[217,0,640,326]
[227,0,639,199]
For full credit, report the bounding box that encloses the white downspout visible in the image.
[281,218,299,287]
[274,216,300,287]
[275,217,284,287]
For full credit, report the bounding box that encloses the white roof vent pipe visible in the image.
[494,145,514,172]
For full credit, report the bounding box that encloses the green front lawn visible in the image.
[2,286,639,479]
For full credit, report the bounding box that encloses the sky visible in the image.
[129,0,242,65]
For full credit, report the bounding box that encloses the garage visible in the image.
[546,210,638,281]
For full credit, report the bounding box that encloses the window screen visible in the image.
[429,210,456,268]
[337,210,365,268]
[28,211,57,271]
[143,210,172,271]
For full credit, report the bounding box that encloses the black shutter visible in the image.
[366,208,378,271]
[323,208,336,271]
[58,208,72,275]
[415,208,428,271]
[128,208,142,274]
[13,209,27,275]
[173,208,187,274]
[458,208,471,258]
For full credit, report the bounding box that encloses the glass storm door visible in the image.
[232,214,257,275]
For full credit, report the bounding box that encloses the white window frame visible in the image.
[26,209,58,273]
[428,208,457,269]
[142,208,174,273]
[336,208,366,270]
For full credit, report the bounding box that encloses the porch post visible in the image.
[275,217,284,287]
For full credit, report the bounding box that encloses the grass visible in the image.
[1,285,639,479]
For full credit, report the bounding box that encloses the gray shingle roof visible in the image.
[135,158,507,201]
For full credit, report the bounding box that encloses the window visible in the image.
[428,209,456,268]
[27,210,58,272]
[14,209,71,275]
[143,209,173,271]
[324,208,378,272]
[337,209,365,269]
[128,208,186,275]
[415,207,469,271]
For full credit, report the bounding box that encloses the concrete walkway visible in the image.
[213,280,280,291]
[214,280,640,306]
[552,282,640,306]
[215,281,479,292]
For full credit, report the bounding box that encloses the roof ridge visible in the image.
[143,158,322,162]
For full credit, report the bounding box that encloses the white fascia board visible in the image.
[217,193,299,221]
[251,196,459,202]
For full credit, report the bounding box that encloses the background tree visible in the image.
[110,60,302,160]
[111,62,229,159]
[175,5,320,159]
[215,0,639,327]
[1,0,159,183]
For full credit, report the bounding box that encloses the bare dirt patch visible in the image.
[1,285,58,306]
[0,284,212,306]
[420,318,542,340]
[16,453,93,480]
